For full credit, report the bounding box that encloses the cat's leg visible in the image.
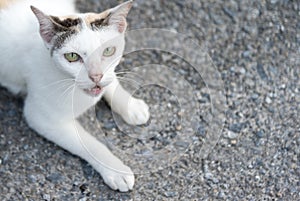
[104,77,150,125]
[24,97,134,192]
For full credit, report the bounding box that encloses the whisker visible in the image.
[61,85,75,106]
[43,82,74,100]
[115,71,144,79]
[116,75,142,83]
[58,84,75,105]
[102,56,123,75]
[38,78,75,89]
[103,67,114,75]
[75,82,90,89]
[116,76,142,87]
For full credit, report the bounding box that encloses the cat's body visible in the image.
[0,0,150,192]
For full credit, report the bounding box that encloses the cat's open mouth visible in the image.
[84,85,102,96]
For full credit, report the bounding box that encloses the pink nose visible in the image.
[89,74,103,83]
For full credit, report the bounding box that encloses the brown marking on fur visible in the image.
[84,11,111,30]
[50,16,81,29]
[0,0,20,9]
[50,29,77,56]
[90,17,110,30]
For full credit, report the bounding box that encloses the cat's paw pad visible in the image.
[122,98,150,125]
[101,165,134,192]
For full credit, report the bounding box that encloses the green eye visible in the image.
[103,47,116,57]
[64,52,81,62]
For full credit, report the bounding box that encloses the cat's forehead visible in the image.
[50,11,115,54]
[69,25,123,57]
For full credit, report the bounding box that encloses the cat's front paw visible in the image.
[121,98,150,125]
[101,164,134,192]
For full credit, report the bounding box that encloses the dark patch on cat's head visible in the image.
[83,11,111,31]
[90,15,110,31]
[50,16,82,29]
[50,29,76,56]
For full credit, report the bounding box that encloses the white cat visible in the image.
[0,0,150,192]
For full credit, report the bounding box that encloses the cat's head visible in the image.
[31,1,133,96]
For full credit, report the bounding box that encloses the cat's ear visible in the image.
[30,6,66,45]
[107,0,133,33]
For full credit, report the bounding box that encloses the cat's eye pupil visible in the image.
[103,47,116,57]
[64,52,80,62]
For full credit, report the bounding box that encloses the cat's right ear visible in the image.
[30,6,57,45]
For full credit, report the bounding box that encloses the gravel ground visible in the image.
[0,0,299,200]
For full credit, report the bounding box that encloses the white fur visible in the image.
[0,0,149,192]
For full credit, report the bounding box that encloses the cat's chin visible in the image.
[83,86,103,97]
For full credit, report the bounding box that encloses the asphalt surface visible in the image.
[0,0,299,200]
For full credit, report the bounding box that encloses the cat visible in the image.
[0,0,150,192]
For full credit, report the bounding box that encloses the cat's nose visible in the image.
[89,74,103,83]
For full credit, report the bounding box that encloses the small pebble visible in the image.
[250,8,260,19]
[229,123,244,133]
[42,194,51,201]
[242,51,251,58]
[197,125,206,137]
[204,172,213,180]
[28,174,37,183]
[218,191,226,199]
[79,183,89,193]
[227,131,238,139]
[103,121,116,129]
[164,191,177,197]
[276,192,283,198]
[270,0,278,4]
[176,125,182,131]
[256,130,265,138]
[265,97,272,104]
[257,63,268,80]
[239,68,246,74]
[46,173,63,184]
[251,93,259,100]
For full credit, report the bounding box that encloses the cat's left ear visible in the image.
[107,0,133,33]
